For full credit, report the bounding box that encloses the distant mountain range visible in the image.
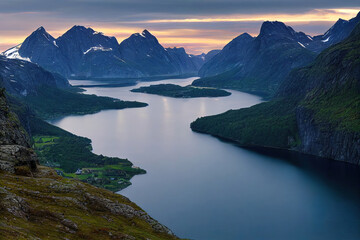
[2,26,213,79]
[194,12,360,97]
[191,21,360,165]
[1,12,359,92]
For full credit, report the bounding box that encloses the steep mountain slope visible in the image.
[166,47,201,74]
[78,47,144,78]
[17,27,71,76]
[195,12,360,97]
[118,30,178,76]
[191,23,360,165]
[2,27,204,79]
[198,33,254,77]
[0,56,69,96]
[307,12,360,52]
[195,22,316,97]
[56,25,120,74]
[203,49,221,62]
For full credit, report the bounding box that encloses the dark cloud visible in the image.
[0,0,359,21]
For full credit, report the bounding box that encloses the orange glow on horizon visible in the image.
[0,8,359,54]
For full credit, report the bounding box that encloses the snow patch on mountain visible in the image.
[83,46,113,55]
[1,45,31,62]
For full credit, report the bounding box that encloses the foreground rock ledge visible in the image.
[0,166,178,240]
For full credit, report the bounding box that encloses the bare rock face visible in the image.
[0,145,38,173]
[296,107,360,165]
[0,89,38,173]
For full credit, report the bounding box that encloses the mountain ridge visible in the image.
[195,12,360,97]
[2,26,206,79]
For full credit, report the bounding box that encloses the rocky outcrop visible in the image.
[0,145,37,173]
[296,107,360,165]
[0,89,38,173]
[0,167,177,239]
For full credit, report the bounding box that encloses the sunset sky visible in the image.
[0,0,359,54]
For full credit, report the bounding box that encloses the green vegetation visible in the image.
[7,86,148,192]
[0,169,178,240]
[30,119,145,192]
[193,67,274,99]
[131,84,231,98]
[304,87,360,132]
[191,99,300,148]
[23,86,147,119]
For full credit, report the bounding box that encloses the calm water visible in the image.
[51,77,360,240]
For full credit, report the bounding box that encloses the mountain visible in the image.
[17,26,71,76]
[2,27,205,79]
[203,49,221,62]
[198,33,254,77]
[195,12,360,97]
[307,11,360,52]
[195,22,316,97]
[77,46,144,78]
[191,23,360,165]
[56,25,120,74]
[166,47,202,74]
[0,55,69,96]
[118,30,178,76]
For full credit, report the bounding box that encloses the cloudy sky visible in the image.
[0,0,359,54]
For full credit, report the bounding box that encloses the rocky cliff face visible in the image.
[296,107,359,165]
[0,89,38,173]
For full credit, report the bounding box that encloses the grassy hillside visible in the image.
[0,168,178,240]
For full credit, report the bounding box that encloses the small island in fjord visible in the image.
[131,84,231,98]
